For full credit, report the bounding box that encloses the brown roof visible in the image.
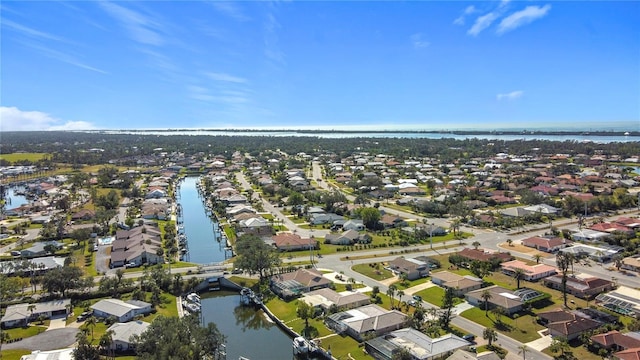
[547,317,601,337]
[458,248,513,263]
[271,268,331,289]
[272,233,315,248]
[591,331,640,350]
[537,309,576,323]
[615,348,640,360]
[522,236,570,248]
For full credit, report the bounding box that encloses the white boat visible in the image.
[187,293,201,304]
[293,336,309,355]
[183,301,201,313]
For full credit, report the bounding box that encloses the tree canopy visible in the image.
[132,315,225,360]
[233,234,281,281]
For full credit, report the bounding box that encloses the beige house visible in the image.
[431,271,483,296]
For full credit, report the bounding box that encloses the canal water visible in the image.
[178,177,226,264]
[5,187,28,209]
[178,178,300,360]
[201,291,295,360]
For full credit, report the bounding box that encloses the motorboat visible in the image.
[293,336,309,355]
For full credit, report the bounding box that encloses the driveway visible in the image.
[46,317,67,331]
[95,244,111,275]
[2,328,79,351]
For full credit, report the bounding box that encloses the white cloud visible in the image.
[99,1,164,46]
[411,33,430,49]
[2,18,64,42]
[497,90,524,101]
[210,1,250,22]
[206,72,247,83]
[0,106,96,131]
[497,4,551,34]
[23,42,107,74]
[453,5,477,25]
[468,12,499,36]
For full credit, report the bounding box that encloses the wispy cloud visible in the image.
[453,5,477,26]
[23,42,107,74]
[411,33,430,49]
[2,18,64,42]
[209,1,250,22]
[497,90,524,101]
[263,6,285,65]
[206,72,247,84]
[466,0,510,36]
[497,5,551,35]
[0,106,96,131]
[99,1,165,46]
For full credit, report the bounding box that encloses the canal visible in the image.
[5,186,29,209]
[178,177,226,264]
[201,291,296,360]
[178,177,300,360]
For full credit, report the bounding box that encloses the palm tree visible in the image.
[27,304,36,322]
[84,316,97,340]
[556,252,574,307]
[506,239,513,247]
[513,268,526,289]
[472,241,481,250]
[483,328,498,347]
[481,289,492,316]
[387,285,397,309]
[518,344,528,360]
[397,290,405,308]
[100,329,115,359]
[533,254,543,264]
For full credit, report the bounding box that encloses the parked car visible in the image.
[462,334,476,342]
[412,295,422,302]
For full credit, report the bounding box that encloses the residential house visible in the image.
[591,331,640,353]
[19,348,74,360]
[302,288,370,312]
[107,321,151,352]
[270,268,332,298]
[342,219,365,231]
[613,348,640,360]
[457,248,514,264]
[596,287,640,317]
[365,328,471,360]
[237,217,273,236]
[71,209,95,221]
[325,304,408,341]
[91,299,153,322]
[559,244,620,263]
[325,229,372,245]
[590,222,636,237]
[523,204,560,215]
[272,233,317,252]
[430,271,483,296]
[20,241,62,258]
[521,236,572,253]
[622,256,640,272]
[1,299,71,328]
[446,350,502,360]
[465,286,523,315]
[547,316,602,340]
[570,228,611,242]
[309,213,345,225]
[380,214,407,229]
[543,274,615,299]
[500,260,557,281]
[388,257,430,281]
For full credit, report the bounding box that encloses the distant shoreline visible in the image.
[87,129,640,137]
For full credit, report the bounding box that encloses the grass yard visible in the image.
[3,325,47,342]
[542,339,601,360]
[0,153,49,163]
[392,276,431,290]
[0,349,32,360]
[321,334,370,360]
[414,286,446,307]
[352,263,394,281]
[460,307,544,343]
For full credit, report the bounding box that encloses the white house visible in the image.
[91,299,152,322]
[107,321,151,352]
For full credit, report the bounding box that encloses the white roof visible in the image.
[20,348,74,360]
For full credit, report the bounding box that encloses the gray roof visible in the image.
[91,299,151,317]
[1,299,70,323]
[0,256,65,275]
[107,321,150,343]
[367,328,470,360]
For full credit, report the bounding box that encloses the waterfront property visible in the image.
[325,304,408,341]
[1,299,70,328]
[301,288,370,312]
[91,298,153,322]
[365,328,471,360]
[270,268,332,298]
[106,320,151,352]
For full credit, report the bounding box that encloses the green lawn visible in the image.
[352,263,394,281]
[3,324,47,342]
[392,276,430,290]
[0,153,49,163]
[0,349,32,360]
[460,307,543,343]
[415,286,446,307]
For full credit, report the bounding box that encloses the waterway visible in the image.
[201,291,296,360]
[178,176,226,264]
[5,187,28,209]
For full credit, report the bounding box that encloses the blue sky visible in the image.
[1,1,639,131]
